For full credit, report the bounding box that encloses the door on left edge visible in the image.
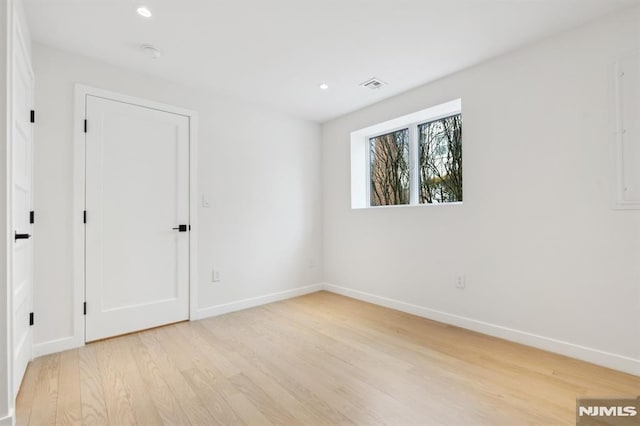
[11,14,34,398]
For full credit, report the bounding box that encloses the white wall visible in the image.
[322,6,640,374]
[32,44,323,352]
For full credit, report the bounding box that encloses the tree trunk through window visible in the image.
[369,129,410,206]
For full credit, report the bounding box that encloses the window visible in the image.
[418,114,463,204]
[350,99,462,209]
[369,129,410,206]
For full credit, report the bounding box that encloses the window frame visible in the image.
[358,104,463,209]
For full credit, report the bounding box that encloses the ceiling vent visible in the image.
[360,78,386,90]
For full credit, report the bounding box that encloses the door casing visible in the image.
[69,85,199,351]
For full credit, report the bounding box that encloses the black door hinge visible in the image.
[29,312,34,326]
[29,211,35,224]
[83,210,87,224]
[84,119,87,133]
[30,110,35,123]
[83,302,87,315]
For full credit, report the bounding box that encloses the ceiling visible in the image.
[23,0,640,122]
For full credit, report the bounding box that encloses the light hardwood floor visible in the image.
[16,291,640,425]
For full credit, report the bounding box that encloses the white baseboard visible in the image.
[195,283,324,320]
[0,411,14,426]
[33,335,83,358]
[30,282,639,376]
[32,284,325,357]
[324,283,640,377]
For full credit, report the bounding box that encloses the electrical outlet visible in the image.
[212,269,221,282]
[456,275,466,289]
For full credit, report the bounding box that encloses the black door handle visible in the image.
[172,225,188,232]
[15,232,31,241]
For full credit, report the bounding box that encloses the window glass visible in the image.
[369,129,410,206]
[418,114,463,204]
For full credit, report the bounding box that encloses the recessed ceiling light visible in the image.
[137,6,152,18]
[319,83,329,90]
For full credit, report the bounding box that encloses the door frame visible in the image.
[72,84,199,347]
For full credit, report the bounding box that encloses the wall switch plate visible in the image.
[202,195,211,208]
[456,275,466,289]
[212,270,221,282]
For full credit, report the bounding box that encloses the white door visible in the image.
[85,95,190,342]
[11,17,34,396]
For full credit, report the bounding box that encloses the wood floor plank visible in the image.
[106,337,165,424]
[288,294,590,422]
[16,291,640,425]
[137,329,217,425]
[225,372,300,425]
[15,353,42,426]
[126,334,190,425]
[56,350,82,425]
[93,340,139,425]
[28,353,60,425]
[181,367,244,425]
[273,292,627,423]
[186,321,357,424]
[225,392,274,426]
[238,315,425,425]
[200,313,389,425]
[78,344,109,425]
[175,321,241,378]
[254,304,469,423]
[180,321,338,425]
